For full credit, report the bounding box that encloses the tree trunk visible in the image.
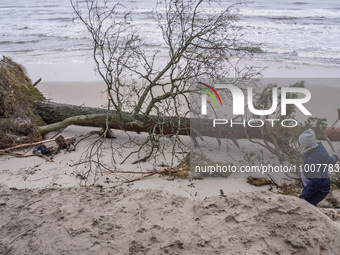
[35,101,340,142]
[36,101,186,136]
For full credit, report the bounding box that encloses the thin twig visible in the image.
[0,135,79,153]
[32,78,42,87]
[124,172,160,183]
[0,138,55,153]
[76,159,180,183]
[0,152,53,162]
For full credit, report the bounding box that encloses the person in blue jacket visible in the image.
[298,128,339,206]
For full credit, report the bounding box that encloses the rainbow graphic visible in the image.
[197,82,222,106]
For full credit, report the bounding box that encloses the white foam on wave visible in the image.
[1,0,340,68]
[240,8,340,20]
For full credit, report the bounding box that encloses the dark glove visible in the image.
[299,194,305,200]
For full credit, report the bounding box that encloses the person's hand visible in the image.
[299,194,305,200]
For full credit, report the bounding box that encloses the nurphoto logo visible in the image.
[198,82,312,128]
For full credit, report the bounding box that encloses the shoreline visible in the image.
[25,59,340,83]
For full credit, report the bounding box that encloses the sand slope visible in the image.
[1,185,340,255]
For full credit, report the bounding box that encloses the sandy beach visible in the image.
[0,60,340,254]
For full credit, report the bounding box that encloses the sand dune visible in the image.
[1,185,340,255]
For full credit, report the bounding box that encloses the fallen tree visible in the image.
[1,57,340,163]
[35,100,340,163]
[35,100,340,141]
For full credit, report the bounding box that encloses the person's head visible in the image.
[299,128,316,149]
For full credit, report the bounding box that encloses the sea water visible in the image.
[1,0,340,73]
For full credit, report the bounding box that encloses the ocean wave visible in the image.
[1,0,339,69]
[292,1,308,4]
[240,8,340,20]
[0,39,41,45]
